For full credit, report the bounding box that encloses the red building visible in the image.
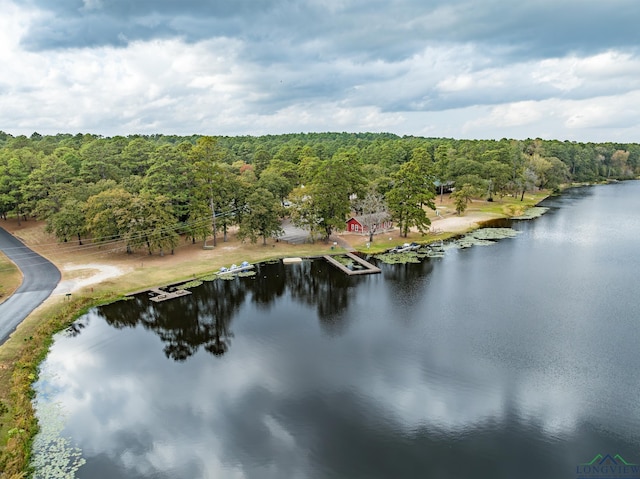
[346,216,393,234]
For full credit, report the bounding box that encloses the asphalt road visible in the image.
[0,226,60,345]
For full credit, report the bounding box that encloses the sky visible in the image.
[1,0,640,142]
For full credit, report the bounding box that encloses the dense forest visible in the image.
[0,131,638,252]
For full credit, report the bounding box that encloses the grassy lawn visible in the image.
[0,252,21,304]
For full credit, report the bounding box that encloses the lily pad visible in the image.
[512,207,549,220]
[449,227,520,249]
[237,271,257,277]
[374,251,422,264]
[180,280,203,289]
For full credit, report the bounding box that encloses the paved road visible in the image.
[279,218,312,244]
[0,226,60,345]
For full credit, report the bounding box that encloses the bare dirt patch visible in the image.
[53,264,127,295]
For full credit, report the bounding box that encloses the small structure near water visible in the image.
[283,257,303,264]
[218,261,254,275]
[133,261,255,302]
[148,287,191,303]
[323,252,381,276]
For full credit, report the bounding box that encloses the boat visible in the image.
[218,262,254,275]
[389,242,421,253]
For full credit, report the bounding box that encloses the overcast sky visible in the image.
[2,0,640,141]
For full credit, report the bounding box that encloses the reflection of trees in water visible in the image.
[285,260,355,335]
[244,262,287,310]
[97,279,246,361]
[96,258,364,357]
[381,258,433,284]
[380,259,434,323]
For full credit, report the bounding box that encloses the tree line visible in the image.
[0,130,638,253]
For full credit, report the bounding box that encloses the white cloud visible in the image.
[2,1,640,141]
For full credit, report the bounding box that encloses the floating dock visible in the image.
[323,252,381,276]
[148,287,192,302]
[282,257,303,264]
[128,263,255,303]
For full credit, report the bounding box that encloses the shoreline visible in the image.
[0,190,549,477]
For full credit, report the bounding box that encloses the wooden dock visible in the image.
[323,252,381,276]
[148,287,192,303]
[127,263,254,303]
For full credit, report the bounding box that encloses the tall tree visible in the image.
[189,137,229,247]
[290,152,366,240]
[0,148,41,224]
[386,157,436,237]
[121,138,156,176]
[22,154,76,219]
[451,184,480,215]
[121,193,179,255]
[46,198,86,245]
[237,188,283,245]
[84,187,133,251]
[78,138,125,182]
[144,144,192,222]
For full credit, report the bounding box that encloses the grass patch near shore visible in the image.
[473,191,549,217]
[0,252,21,304]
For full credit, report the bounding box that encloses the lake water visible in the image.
[33,181,640,479]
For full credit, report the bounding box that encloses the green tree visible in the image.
[144,144,192,222]
[386,158,435,237]
[252,149,271,176]
[482,160,511,201]
[46,198,86,245]
[85,187,133,251]
[22,154,76,220]
[451,184,479,215]
[189,137,229,247]
[434,143,453,203]
[121,138,156,176]
[290,152,365,240]
[78,138,125,182]
[0,148,41,224]
[237,188,283,245]
[121,193,179,255]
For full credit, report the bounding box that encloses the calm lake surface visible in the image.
[34,181,640,479]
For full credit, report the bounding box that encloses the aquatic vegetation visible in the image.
[377,228,520,261]
[450,228,520,249]
[181,280,203,289]
[468,228,520,240]
[31,401,85,479]
[512,207,549,220]
[375,251,422,264]
[332,255,366,269]
[237,271,257,277]
[414,249,444,259]
[332,255,354,267]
